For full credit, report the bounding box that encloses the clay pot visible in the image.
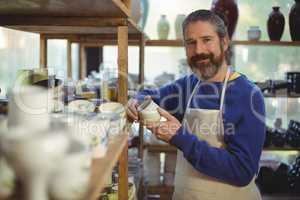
[211,0,239,39]
[289,0,300,41]
[267,6,285,41]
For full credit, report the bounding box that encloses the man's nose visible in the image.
[195,42,207,55]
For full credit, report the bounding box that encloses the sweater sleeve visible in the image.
[170,87,266,187]
[136,75,197,121]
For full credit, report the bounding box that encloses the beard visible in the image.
[189,45,225,80]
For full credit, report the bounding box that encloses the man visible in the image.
[127,10,265,200]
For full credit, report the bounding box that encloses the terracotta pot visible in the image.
[211,0,239,39]
[267,6,285,41]
[289,0,300,41]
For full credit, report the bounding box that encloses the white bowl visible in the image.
[67,100,95,114]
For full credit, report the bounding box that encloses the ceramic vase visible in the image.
[175,14,186,39]
[157,15,170,40]
[289,0,300,41]
[267,6,285,41]
[211,0,239,39]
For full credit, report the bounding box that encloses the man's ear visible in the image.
[222,35,230,51]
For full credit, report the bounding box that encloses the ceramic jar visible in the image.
[247,26,261,41]
[175,14,186,40]
[289,0,300,41]
[211,0,239,39]
[267,6,285,41]
[138,98,161,123]
[157,15,170,40]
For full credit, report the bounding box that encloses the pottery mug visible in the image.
[138,98,161,123]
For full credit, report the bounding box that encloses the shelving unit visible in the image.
[143,40,300,47]
[0,1,146,200]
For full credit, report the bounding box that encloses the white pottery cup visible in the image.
[7,86,51,133]
[138,98,161,123]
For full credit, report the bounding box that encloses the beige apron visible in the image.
[173,69,261,200]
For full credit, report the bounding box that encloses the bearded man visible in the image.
[127,9,265,200]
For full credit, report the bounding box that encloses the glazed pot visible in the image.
[247,26,261,41]
[267,6,285,41]
[289,0,300,41]
[211,0,239,39]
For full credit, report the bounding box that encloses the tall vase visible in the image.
[211,0,239,39]
[157,15,170,40]
[267,6,285,41]
[175,14,186,40]
[289,0,300,41]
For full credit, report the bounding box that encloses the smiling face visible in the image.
[184,21,229,80]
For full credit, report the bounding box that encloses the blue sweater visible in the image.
[137,73,266,187]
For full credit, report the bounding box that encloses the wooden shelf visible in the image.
[263,92,300,98]
[263,146,300,151]
[0,0,130,18]
[142,40,300,47]
[0,0,144,36]
[85,132,128,200]
[262,194,300,200]
[0,17,143,35]
[144,144,177,153]
[232,40,300,47]
[146,40,184,47]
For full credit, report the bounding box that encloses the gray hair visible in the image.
[182,9,232,64]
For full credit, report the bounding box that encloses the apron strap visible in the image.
[219,68,231,113]
[186,80,200,109]
[186,67,231,112]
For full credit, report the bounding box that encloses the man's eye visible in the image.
[203,39,211,43]
[185,40,196,45]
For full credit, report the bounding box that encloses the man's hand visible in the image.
[146,108,181,143]
[126,98,139,122]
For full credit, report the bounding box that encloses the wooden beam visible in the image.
[117,26,128,104]
[42,33,141,45]
[67,40,72,78]
[79,44,87,80]
[39,34,47,68]
[0,16,127,27]
[138,35,145,84]
[122,0,131,10]
[117,25,128,200]
[138,35,145,160]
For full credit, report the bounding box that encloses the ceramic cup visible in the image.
[99,102,126,137]
[138,98,161,123]
[7,86,51,133]
[247,26,261,41]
